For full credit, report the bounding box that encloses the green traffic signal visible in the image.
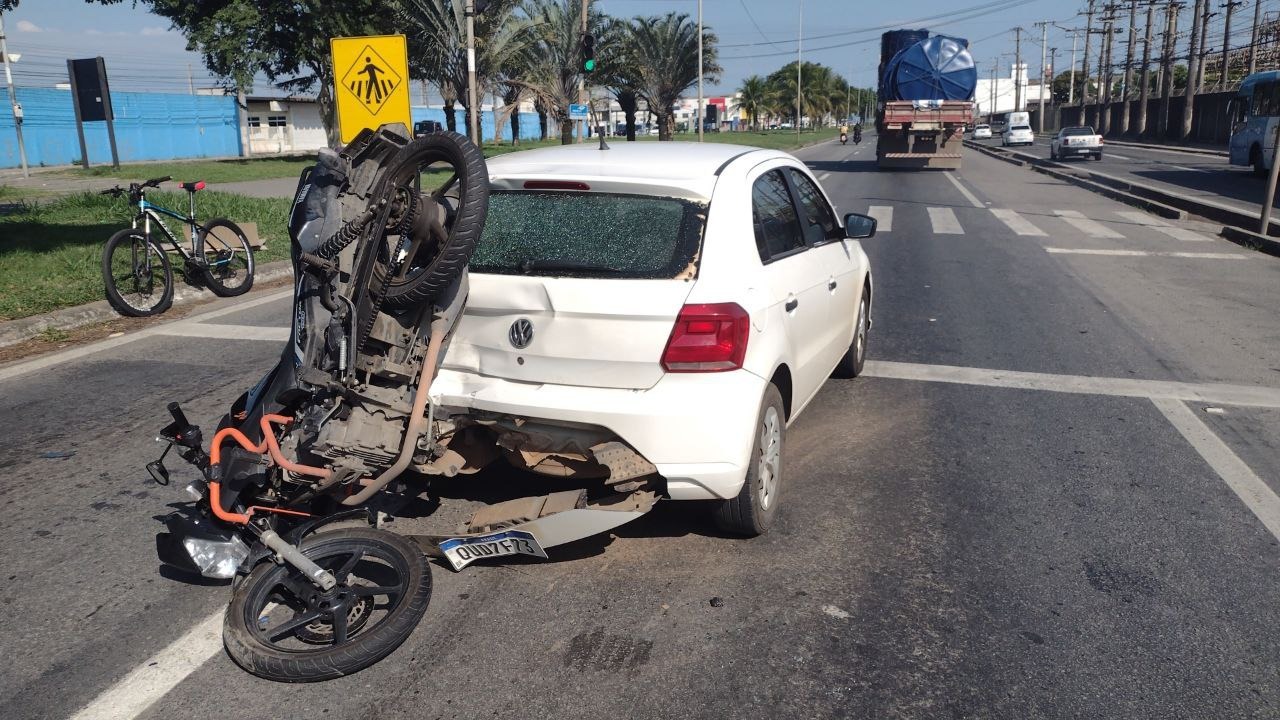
[583,58,596,72]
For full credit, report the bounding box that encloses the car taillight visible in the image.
[661,303,750,372]
[1099,138,1104,145]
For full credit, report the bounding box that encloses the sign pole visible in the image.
[697,0,703,142]
[97,57,119,169]
[66,59,91,169]
[465,0,479,145]
[0,14,29,178]
[1259,120,1280,235]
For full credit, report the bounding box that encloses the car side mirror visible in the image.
[844,212,877,239]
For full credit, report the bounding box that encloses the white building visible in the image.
[241,96,327,155]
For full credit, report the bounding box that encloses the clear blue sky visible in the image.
[3,0,1107,96]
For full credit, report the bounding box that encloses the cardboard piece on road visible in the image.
[331,35,412,144]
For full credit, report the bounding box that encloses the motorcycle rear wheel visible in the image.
[223,527,431,682]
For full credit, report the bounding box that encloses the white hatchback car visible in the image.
[432,142,876,535]
[1003,124,1035,146]
[972,123,992,139]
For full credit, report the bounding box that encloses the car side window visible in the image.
[786,169,839,246]
[752,170,805,261]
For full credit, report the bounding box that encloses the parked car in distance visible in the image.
[1050,126,1103,161]
[972,123,992,139]
[432,142,878,536]
[414,120,443,135]
[1003,124,1034,146]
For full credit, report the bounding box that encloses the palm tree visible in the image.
[402,0,530,141]
[513,0,601,144]
[599,17,643,140]
[736,75,768,131]
[624,12,720,140]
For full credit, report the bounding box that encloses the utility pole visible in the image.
[465,0,480,145]
[1082,0,1097,110]
[796,0,802,137]
[1036,22,1048,132]
[1182,0,1204,140]
[0,14,26,178]
[1220,0,1243,89]
[1097,6,1118,135]
[1195,1,1213,88]
[697,0,703,141]
[1121,0,1139,134]
[577,0,588,143]
[1248,0,1262,74]
[1013,27,1024,112]
[990,59,998,119]
[1136,1,1156,136]
[1069,32,1079,104]
[1158,2,1180,139]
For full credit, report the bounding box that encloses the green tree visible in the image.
[87,0,400,146]
[624,12,719,140]
[735,75,769,131]
[513,0,603,144]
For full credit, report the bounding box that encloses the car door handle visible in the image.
[785,299,799,312]
[828,279,838,291]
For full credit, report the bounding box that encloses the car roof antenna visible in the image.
[597,124,610,151]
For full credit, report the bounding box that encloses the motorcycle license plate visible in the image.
[439,530,547,571]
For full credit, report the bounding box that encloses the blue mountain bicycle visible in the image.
[100,176,255,317]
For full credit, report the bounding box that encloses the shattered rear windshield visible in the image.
[470,191,706,279]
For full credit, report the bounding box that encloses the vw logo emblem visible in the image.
[508,318,534,349]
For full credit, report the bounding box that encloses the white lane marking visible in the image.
[1163,164,1209,173]
[156,324,290,342]
[822,604,852,619]
[1054,209,1126,238]
[927,207,965,234]
[1153,398,1280,544]
[1044,248,1247,259]
[990,208,1048,236]
[0,289,293,383]
[68,610,223,720]
[1106,153,1133,160]
[819,172,832,181]
[867,205,893,232]
[862,360,1280,408]
[1114,210,1214,242]
[944,171,984,208]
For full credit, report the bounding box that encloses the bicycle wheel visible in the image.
[199,218,255,297]
[102,229,174,317]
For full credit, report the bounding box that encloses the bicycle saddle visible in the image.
[179,181,206,192]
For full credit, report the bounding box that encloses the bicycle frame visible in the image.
[131,188,208,264]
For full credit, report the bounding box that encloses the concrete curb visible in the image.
[0,260,294,349]
[1220,225,1280,258]
[1102,139,1227,157]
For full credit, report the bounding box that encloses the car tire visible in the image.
[1094,152,1103,161]
[714,384,785,537]
[832,286,870,379]
[1050,148,1058,161]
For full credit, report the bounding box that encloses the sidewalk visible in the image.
[1103,138,1227,157]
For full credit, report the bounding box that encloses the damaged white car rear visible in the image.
[428,142,877,540]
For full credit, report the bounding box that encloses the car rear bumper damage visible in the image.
[431,368,767,500]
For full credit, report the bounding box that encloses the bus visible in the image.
[1228,70,1280,175]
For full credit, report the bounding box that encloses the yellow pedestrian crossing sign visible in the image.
[331,34,412,144]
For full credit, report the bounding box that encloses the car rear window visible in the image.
[976,124,989,129]
[470,190,706,279]
[1063,127,1095,136]
[1012,125,1031,131]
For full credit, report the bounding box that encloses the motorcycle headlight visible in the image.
[182,534,250,579]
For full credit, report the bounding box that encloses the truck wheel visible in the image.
[714,385,785,537]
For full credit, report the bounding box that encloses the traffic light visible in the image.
[581,33,596,73]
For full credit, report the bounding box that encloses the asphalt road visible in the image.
[971,134,1271,217]
[2,137,1280,719]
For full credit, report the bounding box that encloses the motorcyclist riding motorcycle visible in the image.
[853,122,863,144]
[840,123,849,145]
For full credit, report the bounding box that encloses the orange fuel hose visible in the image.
[207,415,326,524]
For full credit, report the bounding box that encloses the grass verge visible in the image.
[74,155,316,184]
[0,190,291,321]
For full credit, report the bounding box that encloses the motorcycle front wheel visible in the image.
[223,527,431,682]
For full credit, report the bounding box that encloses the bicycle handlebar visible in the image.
[144,175,171,188]
[99,186,126,197]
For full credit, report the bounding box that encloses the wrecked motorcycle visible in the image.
[148,125,656,682]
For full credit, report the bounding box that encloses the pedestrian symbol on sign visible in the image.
[340,44,403,115]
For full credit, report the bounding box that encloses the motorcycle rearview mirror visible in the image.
[147,439,172,486]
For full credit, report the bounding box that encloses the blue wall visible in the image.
[0,88,240,169]
[410,106,544,143]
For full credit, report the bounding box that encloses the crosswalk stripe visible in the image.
[868,205,893,232]
[1054,209,1125,238]
[1044,248,1247,259]
[927,207,964,234]
[989,208,1047,236]
[1114,211,1213,242]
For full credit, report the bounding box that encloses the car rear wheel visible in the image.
[714,384,785,537]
